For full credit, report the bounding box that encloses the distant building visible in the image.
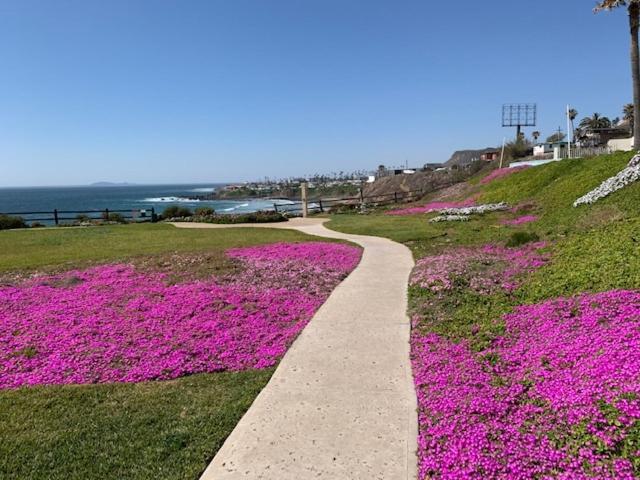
[423,162,445,170]
[480,150,500,161]
[608,137,635,152]
[576,127,630,147]
[533,143,555,156]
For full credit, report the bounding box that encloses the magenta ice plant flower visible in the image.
[501,215,539,226]
[412,290,640,479]
[0,242,361,388]
[386,198,476,216]
[410,242,548,294]
[480,166,529,185]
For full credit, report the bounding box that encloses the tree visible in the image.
[546,132,567,143]
[532,131,541,142]
[579,113,612,130]
[595,1,640,149]
[624,102,635,131]
[505,137,532,159]
[568,108,578,140]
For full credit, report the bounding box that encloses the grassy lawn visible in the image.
[0,223,314,272]
[0,223,339,480]
[0,370,272,480]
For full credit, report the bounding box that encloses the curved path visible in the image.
[172,218,417,479]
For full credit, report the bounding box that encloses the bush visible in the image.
[194,206,215,216]
[76,214,91,223]
[100,212,127,224]
[170,210,287,224]
[329,203,359,214]
[30,222,45,228]
[0,214,27,230]
[506,231,540,247]
[161,206,193,219]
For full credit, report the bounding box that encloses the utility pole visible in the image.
[499,137,506,169]
[301,182,308,218]
[567,105,573,159]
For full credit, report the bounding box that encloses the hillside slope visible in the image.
[328,151,640,479]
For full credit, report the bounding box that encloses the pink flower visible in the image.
[386,198,476,216]
[480,166,529,185]
[501,215,539,226]
[412,290,640,479]
[410,242,548,294]
[0,242,361,388]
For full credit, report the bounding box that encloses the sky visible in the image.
[0,0,633,186]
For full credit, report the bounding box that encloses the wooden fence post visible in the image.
[273,203,279,213]
[53,209,59,226]
[394,192,398,203]
[301,183,309,218]
[318,199,324,213]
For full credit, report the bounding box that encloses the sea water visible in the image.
[0,184,294,223]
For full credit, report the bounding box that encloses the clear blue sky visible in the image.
[0,0,633,186]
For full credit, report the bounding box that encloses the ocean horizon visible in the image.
[0,183,291,223]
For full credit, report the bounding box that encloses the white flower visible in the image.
[429,215,471,223]
[573,154,640,207]
[436,202,510,216]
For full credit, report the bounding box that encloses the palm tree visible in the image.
[595,1,640,149]
[568,108,578,141]
[579,113,612,130]
[532,131,541,143]
[624,102,635,131]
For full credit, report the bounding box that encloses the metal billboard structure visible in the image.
[502,103,537,139]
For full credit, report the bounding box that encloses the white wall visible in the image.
[608,137,634,152]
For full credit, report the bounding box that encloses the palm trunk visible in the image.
[630,3,640,149]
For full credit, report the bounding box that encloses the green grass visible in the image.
[0,223,316,272]
[328,151,640,354]
[327,151,640,256]
[341,153,640,472]
[0,370,273,480]
[0,223,341,479]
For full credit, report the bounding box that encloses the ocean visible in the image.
[0,184,293,224]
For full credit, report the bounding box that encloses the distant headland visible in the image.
[90,182,136,187]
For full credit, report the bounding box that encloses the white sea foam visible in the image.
[190,187,216,193]
[143,197,200,203]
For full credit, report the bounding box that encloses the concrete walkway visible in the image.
[172,218,417,479]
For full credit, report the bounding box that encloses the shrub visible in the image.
[100,212,127,224]
[194,206,215,216]
[506,231,540,247]
[76,214,91,223]
[0,214,27,230]
[161,205,193,219]
[329,204,359,214]
[30,222,45,228]
[171,210,287,224]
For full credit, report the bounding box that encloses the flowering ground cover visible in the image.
[385,198,476,216]
[0,242,360,389]
[0,226,362,479]
[330,151,640,478]
[480,166,529,185]
[412,290,640,479]
[501,214,538,225]
[411,242,548,295]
